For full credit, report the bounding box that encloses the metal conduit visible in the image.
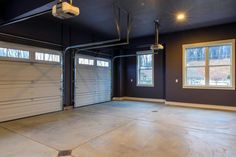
[64,5,130,54]
[65,5,122,50]
[155,20,160,46]
[74,11,132,53]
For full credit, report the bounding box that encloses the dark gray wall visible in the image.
[114,22,236,106]
[162,23,236,106]
[114,37,166,99]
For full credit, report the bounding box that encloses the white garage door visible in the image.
[0,41,62,122]
[75,54,111,107]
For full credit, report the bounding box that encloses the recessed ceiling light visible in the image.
[176,13,186,21]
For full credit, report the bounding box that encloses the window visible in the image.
[97,60,109,67]
[137,51,154,87]
[35,52,60,63]
[78,58,94,65]
[183,39,235,90]
[0,47,29,59]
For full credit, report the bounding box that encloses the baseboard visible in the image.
[112,97,165,103]
[64,105,73,111]
[112,97,236,112]
[112,97,125,101]
[165,101,236,112]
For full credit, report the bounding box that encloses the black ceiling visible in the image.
[1,0,236,38]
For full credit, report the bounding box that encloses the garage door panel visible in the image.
[95,92,110,102]
[97,80,111,85]
[0,82,61,89]
[96,75,110,80]
[33,90,61,98]
[75,83,97,92]
[0,85,61,102]
[0,49,62,122]
[0,88,33,102]
[97,70,111,77]
[76,79,97,83]
[74,55,111,107]
[97,87,111,92]
[97,84,111,89]
[75,96,95,103]
[30,83,62,88]
[0,62,60,76]
[0,96,61,109]
[0,101,61,122]
[0,73,61,82]
[77,73,96,79]
[76,94,96,106]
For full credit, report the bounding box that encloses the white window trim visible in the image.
[136,51,154,87]
[182,39,235,90]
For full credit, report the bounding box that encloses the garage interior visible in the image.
[0,0,236,157]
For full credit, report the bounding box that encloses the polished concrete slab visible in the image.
[80,101,236,135]
[0,127,57,157]
[72,121,236,157]
[1,109,131,150]
[0,100,236,157]
[155,106,236,136]
[78,101,164,121]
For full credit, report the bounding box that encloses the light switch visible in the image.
[131,79,133,82]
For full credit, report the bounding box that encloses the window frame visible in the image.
[96,59,110,68]
[136,50,154,87]
[0,41,30,62]
[78,57,95,66]
[182,39,235,90]
[35,52,61,63]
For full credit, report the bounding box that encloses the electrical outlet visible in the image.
[175,79,179,83]
[131,79,133,82]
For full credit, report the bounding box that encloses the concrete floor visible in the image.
[0,101,236,157]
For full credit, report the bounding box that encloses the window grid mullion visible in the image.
[205,47,209,86]
[186,65,206,68]
[230,47,234,87]
[208,65,231,67]
[137,56,140,85]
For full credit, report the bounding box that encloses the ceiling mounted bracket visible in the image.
[150,19,164,51]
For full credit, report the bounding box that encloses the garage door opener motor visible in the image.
[52,0,80,19]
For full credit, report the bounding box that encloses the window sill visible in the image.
[137,84,155,88]
[183,86,235,91]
